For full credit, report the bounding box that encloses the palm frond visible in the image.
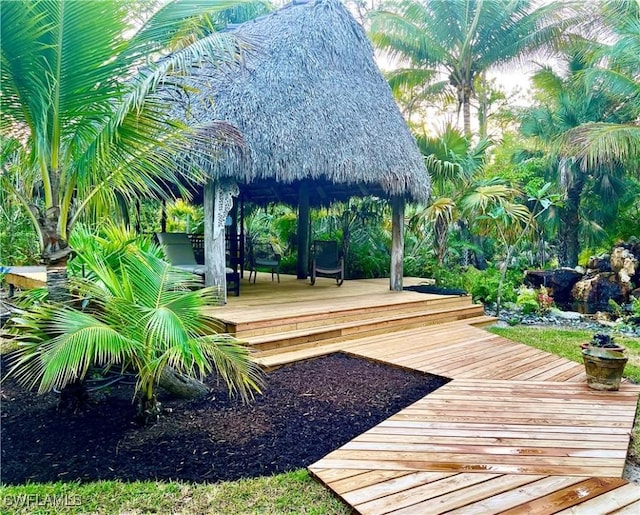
[564,123,640,172]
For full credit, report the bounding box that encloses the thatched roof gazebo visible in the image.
[177,0,430,298]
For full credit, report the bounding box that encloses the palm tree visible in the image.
[520,50,635,266]
[409,125,490,265]
[0,0,251,300]
[6,225,263,424]
[563,1,640,173]
[368,0,573,137]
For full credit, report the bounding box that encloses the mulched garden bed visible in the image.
[1,352,449,485]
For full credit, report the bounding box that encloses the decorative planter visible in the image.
[582,348,628,391]
[580,342,625,353]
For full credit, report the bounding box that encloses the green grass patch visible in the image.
[0,470,349,515]
[488,326,640,383]
[488,324,640,459]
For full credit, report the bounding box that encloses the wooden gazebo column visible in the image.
[203,180,227,299]
[390,195,405,291]
[297,181,310,279]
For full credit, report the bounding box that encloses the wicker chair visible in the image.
[310,240,344,286]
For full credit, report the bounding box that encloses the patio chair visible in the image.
[248,242,281,283]
[156,232,240,296]
[310,240,344,286]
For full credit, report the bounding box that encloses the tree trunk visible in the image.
[558,171,585,267]
[46,264,70,303]
[57,379,89,413]
[435,215,448,265]
[463,96,472,139]
[136,392,162,425]
[159,366,209,399]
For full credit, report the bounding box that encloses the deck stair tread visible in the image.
[253,316,498,368]
[229,296,475,336]
[243,304,487,349]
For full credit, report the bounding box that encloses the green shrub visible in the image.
[458,266,521,305]
[516,286,540,314]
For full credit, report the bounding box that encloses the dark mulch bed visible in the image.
[1,353,449,485]
[403,285,468,296]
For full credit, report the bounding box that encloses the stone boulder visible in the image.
[610,246,638,284]
[524,268,584,303]
[571,272,631,312]
[587,254,611,273]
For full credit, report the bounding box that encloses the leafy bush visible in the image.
[457,266,521,304]
[516,286,540,314]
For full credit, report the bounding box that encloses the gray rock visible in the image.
[551,308,582,320]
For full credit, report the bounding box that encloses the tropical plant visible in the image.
[563,0,640,172]
[368,0,574,137]
[409,125,491,266]
[313,198,389,279]
[0,0,251,300]
[520,49,637,266]
[5,227,262,424]
[461,180,558,313]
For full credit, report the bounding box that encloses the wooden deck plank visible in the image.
[608,499,640,515]
[324,470,415,496]
[443,476,588,514]
[365,426,631,442]
[497,477,628,514]
[357,433,629,449]
[312,459,623,477]
[341,441,627,459]
[387,474,546,515]
[553,483,640,514]
[340,471,455,505]
[353,473,500,515]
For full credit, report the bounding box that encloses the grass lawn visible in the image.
[0,470,348,515]
[488,324,640,460]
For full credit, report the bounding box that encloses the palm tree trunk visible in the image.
[558,173,585,267]
[463,96,472,139]
[136,386,161,425]
[435,215,448,265]
[46,263,70,303]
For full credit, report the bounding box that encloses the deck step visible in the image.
[253,316,498,369]
[231,295,474,337]
[243,304,486,352]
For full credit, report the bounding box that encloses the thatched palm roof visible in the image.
[182,0,430,206]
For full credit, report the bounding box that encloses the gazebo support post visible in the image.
[297,181,310,279]
[390,195,404,291]
[204,179,228,302]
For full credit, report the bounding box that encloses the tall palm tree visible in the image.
[0,0,251,300]
[563,0,640,172]
[369,0,574,137]
[520,51,635,266]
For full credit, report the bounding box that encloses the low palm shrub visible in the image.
[5,226,262,423]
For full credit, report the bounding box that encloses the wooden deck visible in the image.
[217,276,640,514]
[6,269,640,512]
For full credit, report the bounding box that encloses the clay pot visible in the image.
[580,342,625,353]
[582,348,628,391]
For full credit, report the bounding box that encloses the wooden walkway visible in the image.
[306,323,640,514]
